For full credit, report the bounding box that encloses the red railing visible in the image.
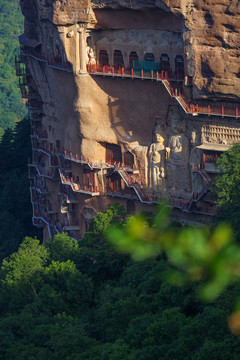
[62,149,139,172]
[59,170,99,195]
[87,64,181,81]
[87,64,240,118]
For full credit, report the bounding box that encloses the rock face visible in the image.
[18,0,240,240]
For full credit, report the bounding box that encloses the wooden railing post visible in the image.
[208,105,210,115]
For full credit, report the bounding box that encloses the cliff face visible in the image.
[181,0,240,99]
[21,0,240,98]
[92,0,240,98]
[19,0,240,240]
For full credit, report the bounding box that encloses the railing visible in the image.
[31,128,48,139]
[87,64,183,81]
[105,188,138,200]
[171,197,191,211]
[193,203,218,216]
[192,164,212,184]
[21,47,72,72]
[117,169,158,204]
[28,161,56,179]
[87,65,240,118]
[62,149,139,173]
[32,177,49,194]
[59,169,100,196]
[30,185,61,237]
[31,141,58,167]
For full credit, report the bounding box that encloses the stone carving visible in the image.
[149,124,166,192]
[201,123,240,145]
[88,47,96,65]
[67,30,74,38]
[189,130,201,167]
[166,111,190,192]
[189,130,203,193]
[54,38,62,61]
[82,207,96,221]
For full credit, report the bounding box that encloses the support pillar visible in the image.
[74,31,80,74]
[78,25,87,74]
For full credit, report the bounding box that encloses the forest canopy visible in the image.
[1,228,240,360]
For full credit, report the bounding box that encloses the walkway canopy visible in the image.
[133,60,160,72]
[19,34,41,48]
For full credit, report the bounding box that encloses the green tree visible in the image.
[46,232,80,263]
[213,143,240,238]
[1,237,48,311]
[77,203,128,284]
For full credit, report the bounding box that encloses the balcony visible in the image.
[87,64,240,119]
[193,202,218,216]
[20,40,72,73]
[28,162,57,179]
[191,165,212,185]
[62,149,140,173]
[31,178,48,195]
[65,194,78,203]
[63,225,80,231]
[87,64,183,82]
[59,169,100,196]
[62,150,112,170]
[30,128,48,140]
[105,187,139,201]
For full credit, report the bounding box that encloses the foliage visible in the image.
[77,203,128,284]
[213,143,240,239]
[108,204,240,302]
[213,143,240,208]
[0,0,27,134]
[0,119,41,262]
[1,215,240,359]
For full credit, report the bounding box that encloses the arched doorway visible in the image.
[81,207,96,234]
[114,50,124,70]
[107,173,122,193]
[99,50,109,67]
[160,54,170,73]
[83,170,95,190]
[175,55,184,79]
[129,51,138,69]
[105,143,122,164]
[144,53,154,62]
[124,151,134,167]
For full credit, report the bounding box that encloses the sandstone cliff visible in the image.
[18,0,240,240]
